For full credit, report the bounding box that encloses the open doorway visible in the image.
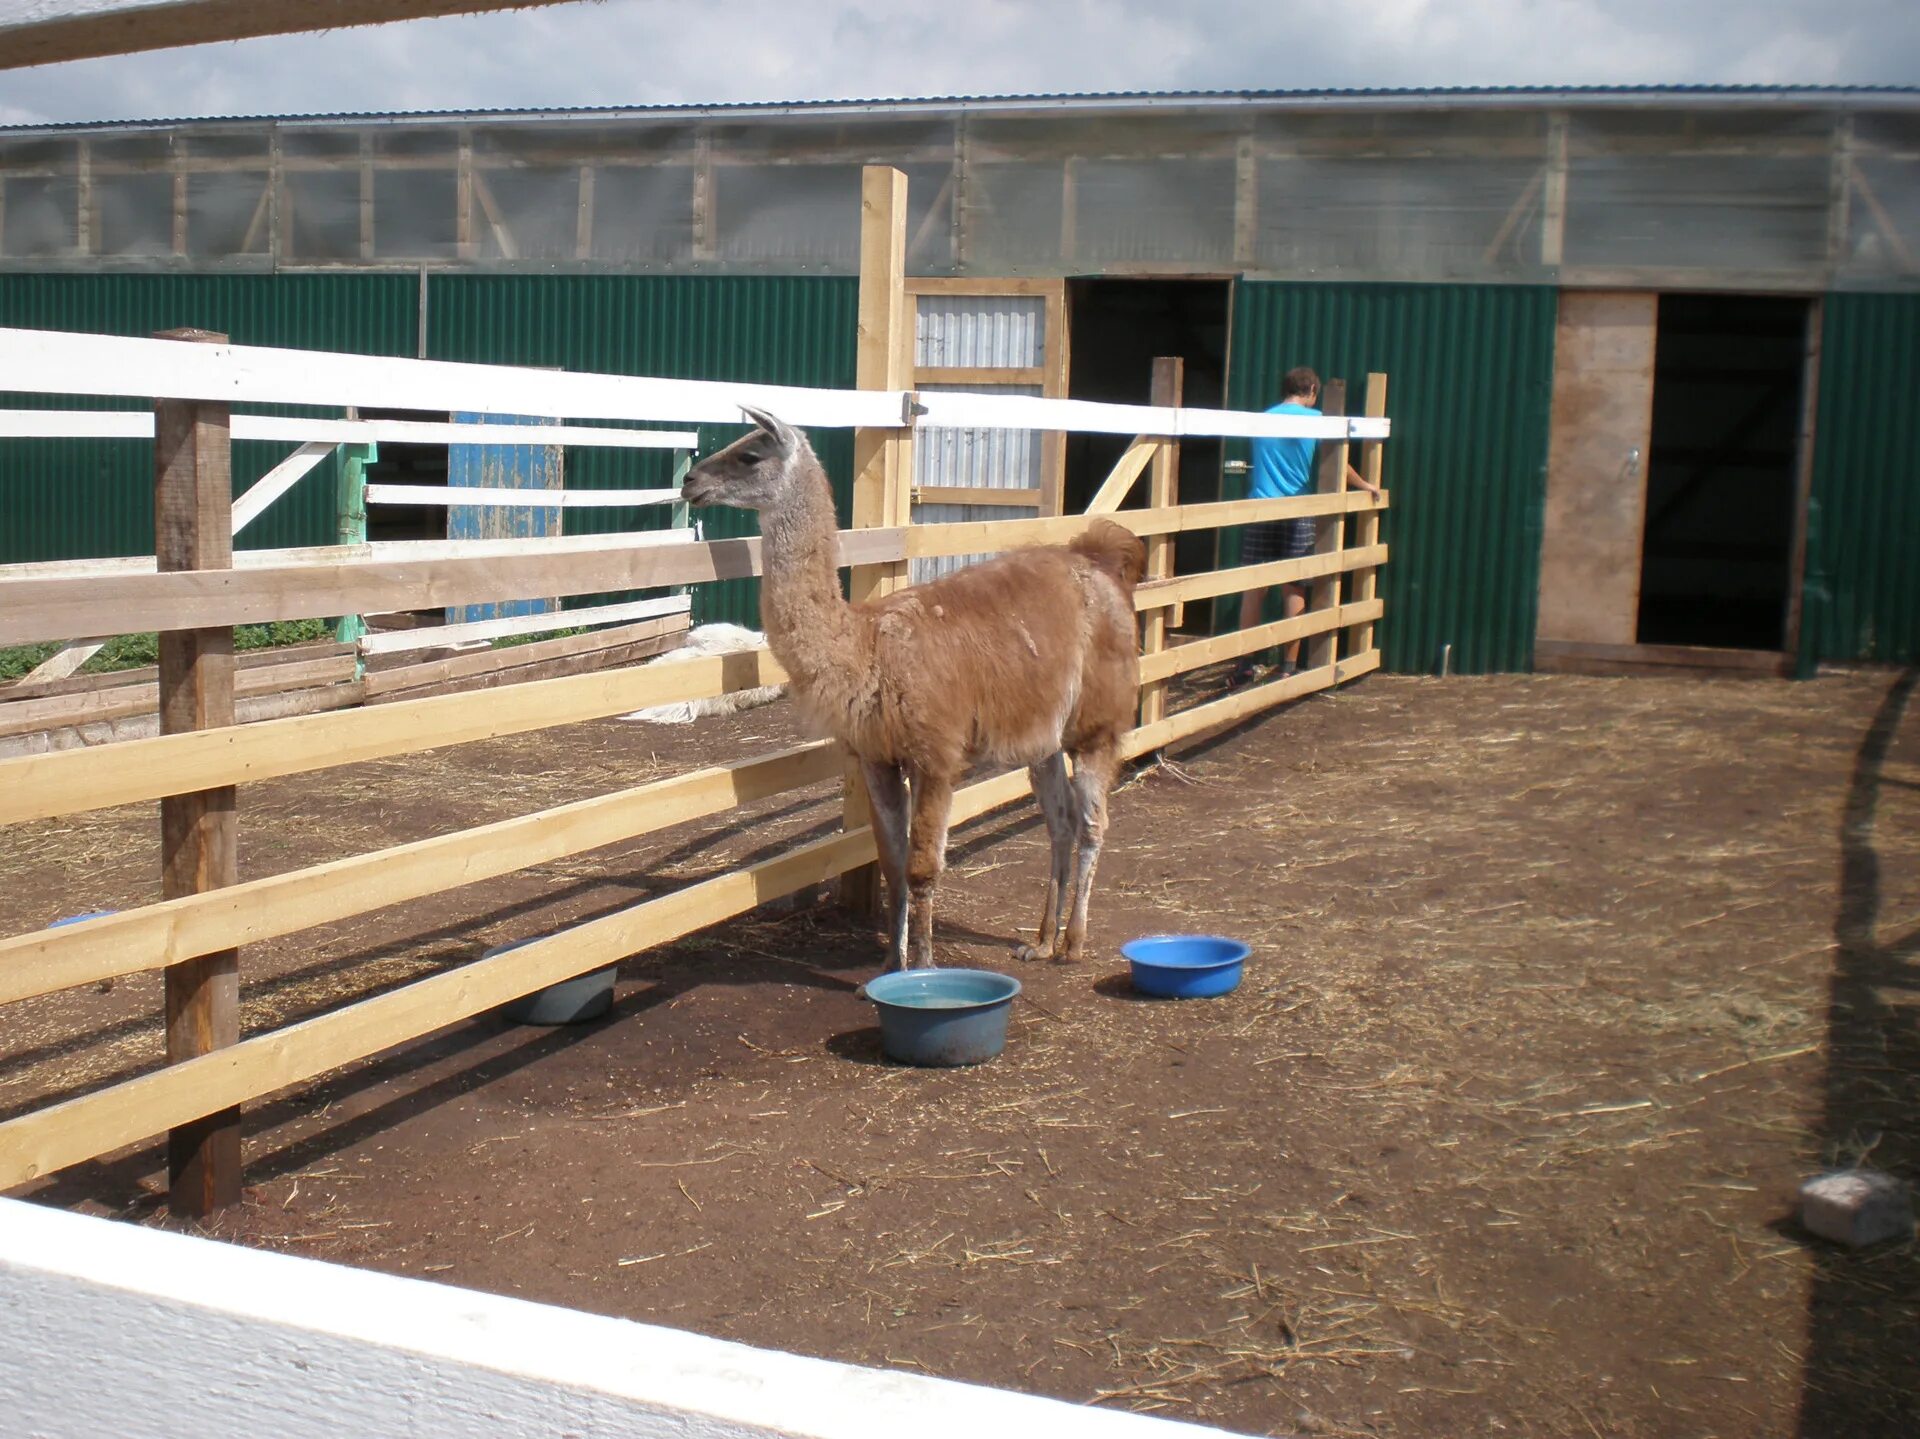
[1636,294,1809,651]
[360,409,446,544]
[1065,278,1231,608]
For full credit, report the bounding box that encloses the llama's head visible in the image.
[682,407,809,512]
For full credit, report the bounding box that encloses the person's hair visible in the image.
[1282,366,1320,401]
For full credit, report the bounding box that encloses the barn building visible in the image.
[2,86,1915,675]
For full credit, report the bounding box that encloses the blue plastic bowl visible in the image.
[862,968,1021,1067]
[1121,935,1250,998]
[48,910,117,928]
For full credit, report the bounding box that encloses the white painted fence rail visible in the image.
[359,594,693,655]
[0,409,699,451]
[0,328,1390,443]
[367,483,684,508]
[0,1198,1234,1439]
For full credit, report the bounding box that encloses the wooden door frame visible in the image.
[906,277,1070,514]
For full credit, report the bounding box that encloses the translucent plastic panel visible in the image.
[93,171,173,257]
[1259,155,1549,281]
[588,165,695,264]
[1071,158,1234,265]
[186,171,271,259]
[2,175,77,257]
[474,166,580,262]
[375,169,458,260]
[282,170,360,261]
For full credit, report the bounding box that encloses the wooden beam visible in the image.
[1137,543,1389,612]
[1139,358,1182,728]
[844,164,914,913]
[1346,374,1389,658]
[1139,601,1383,684]
[912,485,1043,508]
[0,646,792,826]
[1233,132,1257,267]
[0,1,585,71]
[1084,436,1160,514]
[152,328,241,1219]
[361,613,684,698]
[360,594,689,656]
[1123,650,1380,761]
[0,655,357,740]
[914,365,1045,386]
[0,528,903,648]
[171,140,189,257]
[575,164,595,260]
[1041,282,1070,515]
[906,491,1386,561]
[1542,111,1569,267]
[0,740,840,1007]
[358,134,374,262]
[1306,379,1350,671]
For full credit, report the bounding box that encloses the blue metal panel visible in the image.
[447,410,560,623]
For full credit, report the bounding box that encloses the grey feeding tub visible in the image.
[489,937,617,1026]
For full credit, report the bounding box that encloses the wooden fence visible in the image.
[0,168,1390,1213]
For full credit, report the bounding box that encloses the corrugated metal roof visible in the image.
[4,85,1918,137]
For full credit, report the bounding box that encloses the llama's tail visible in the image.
[1071,517,1148,591]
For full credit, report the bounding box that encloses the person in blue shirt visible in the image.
[1231,366,1380,688]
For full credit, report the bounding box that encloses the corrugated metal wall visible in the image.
[426,275,857,627]
[0,274,416,561]
[1225,282,1560,674]
[1799,292,1920,669]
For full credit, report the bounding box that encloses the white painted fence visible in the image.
[0,1198,1236,1439]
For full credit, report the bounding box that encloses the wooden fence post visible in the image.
[154,327,242,1217]
[1346,373,1388,661]
[840,165,912,914]
[1139,357,1182,727]
[1306,379,1349,672]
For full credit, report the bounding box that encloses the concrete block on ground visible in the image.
[1799,1169,1914,1248]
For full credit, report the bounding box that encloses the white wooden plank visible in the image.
[0,1199,1219,1439]
[367,483,681,509]
[359,594,692,655]
[232,440,333,534]
[0,409,699,450]
[0,328,904,430]
[913,389,1391,441]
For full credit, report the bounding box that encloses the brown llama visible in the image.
[682,408,1145,972]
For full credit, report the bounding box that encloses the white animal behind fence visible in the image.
[620,623,787,724]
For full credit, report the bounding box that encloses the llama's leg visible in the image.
[1059,742,1120,963]
[905,767,956,970]
[1015,751,1076,962]
[861,758,911,972]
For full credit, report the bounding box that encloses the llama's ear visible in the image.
[741,406,799,456]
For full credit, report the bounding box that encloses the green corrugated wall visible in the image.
[1800,292,1920,669]
[1225,282,1560,674]
[426,275,858,627]
[0,274,417,560]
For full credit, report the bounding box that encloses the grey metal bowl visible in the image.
[488,937,617,1025]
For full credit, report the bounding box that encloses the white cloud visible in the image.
[0,0,1912,126]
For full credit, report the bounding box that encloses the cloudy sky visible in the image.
[1,0,1916,127]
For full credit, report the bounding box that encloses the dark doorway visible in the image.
[1636,294,1809,651]
[360,409,447,544]
[1065,279,1231,617]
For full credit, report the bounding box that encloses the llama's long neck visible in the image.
[756,457,868,698]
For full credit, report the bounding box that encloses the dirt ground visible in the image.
[3,665,1917,1438]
